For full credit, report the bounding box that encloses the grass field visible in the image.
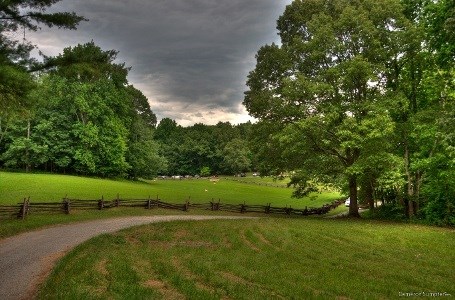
[0,172,340,208]
[0,171,344,238]
[39,218,455,299]
[222,175,291,187]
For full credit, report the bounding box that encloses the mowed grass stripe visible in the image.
[39,218,455,299]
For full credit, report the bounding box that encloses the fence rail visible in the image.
[0,196,345,220]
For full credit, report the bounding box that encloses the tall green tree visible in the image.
[1,42,166,178]
[222,138,251,175]
[384,0,455,219]
[45,41,128,87]
[1,0,85,149]
[125,86,165,179]
[34,75,130,176]
[244,0,410,217]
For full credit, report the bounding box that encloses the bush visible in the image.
[422,189,455,226]
[421,173,455,226]
[364,204,408,221]
[200,166,211,177]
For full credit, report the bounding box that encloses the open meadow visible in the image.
[0,172,339,207]
[0,171,342,238]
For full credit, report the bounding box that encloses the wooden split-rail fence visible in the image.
[0,196,345,220]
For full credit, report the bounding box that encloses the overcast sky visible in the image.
[26,0,292,126]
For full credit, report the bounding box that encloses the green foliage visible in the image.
[36,75,130,176]
[46,41,129,87]
[0,1,86,32]
[1,136,48,169]
[244,0,408,216]
[222,138,251,174]
[155,120,253,176]
[127,118,167,179]
[423,176,455,226]
[1,41,164,178]
[0,0,86,118]
[244,0,455,223]
[126,85,157,127]
[0,65,35,115]
[199,166,211,177]
[423,0,455,68]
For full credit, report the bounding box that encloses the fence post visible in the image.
[184,199,189,212]
[18,197,28,219]
[241,201,246,214]
[147,196,151,209]
[98,196,104,210]
[183,196,190,212]
[286,206,292,215]
[63,196,70,214]
[115,194,120,207]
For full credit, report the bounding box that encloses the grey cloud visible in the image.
[29,0,292,125]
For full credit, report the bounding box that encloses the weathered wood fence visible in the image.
[0,196,345,220]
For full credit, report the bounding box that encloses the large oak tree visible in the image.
[244,0,411,217]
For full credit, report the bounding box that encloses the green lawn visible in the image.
[0,171,340,208]
[39,218,455,299]
[0,171,342,238]
[222,175,291,187]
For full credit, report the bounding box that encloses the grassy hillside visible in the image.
[0,172,340,208]
[39,218,455,299]
[0,171,344,239]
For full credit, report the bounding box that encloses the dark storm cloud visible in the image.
[29,0,292,125]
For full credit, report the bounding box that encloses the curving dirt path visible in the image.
[0,215,254,300]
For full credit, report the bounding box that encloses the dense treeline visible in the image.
[0,42,166,178]
[155,119,253,176]
[0,1,166,179]
[0,41,255,178]
[244,0,455,225]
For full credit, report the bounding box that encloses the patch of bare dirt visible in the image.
[173,229,189,239]
[148,240,214,249]
[170,256,222,296]
[254,231,281,251]
[240,230,260,252]
[95,259,109,276]
[219,271,252,285]
[142,278,185,299]
[125,235,142,247]
[218,271,285,299]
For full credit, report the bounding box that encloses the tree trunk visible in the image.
[365,179,374,210]
[25,119,31,173]
[404,144,415,217]
[349,175,361,218]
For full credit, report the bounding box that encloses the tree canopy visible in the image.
[244,0,455,223]
[0,41,165,178]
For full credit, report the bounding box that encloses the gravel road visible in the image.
[0,215,253,300]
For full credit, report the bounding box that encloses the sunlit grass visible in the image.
[0,171,341,238]
[39,218,455,299]
[0,171,340,208]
